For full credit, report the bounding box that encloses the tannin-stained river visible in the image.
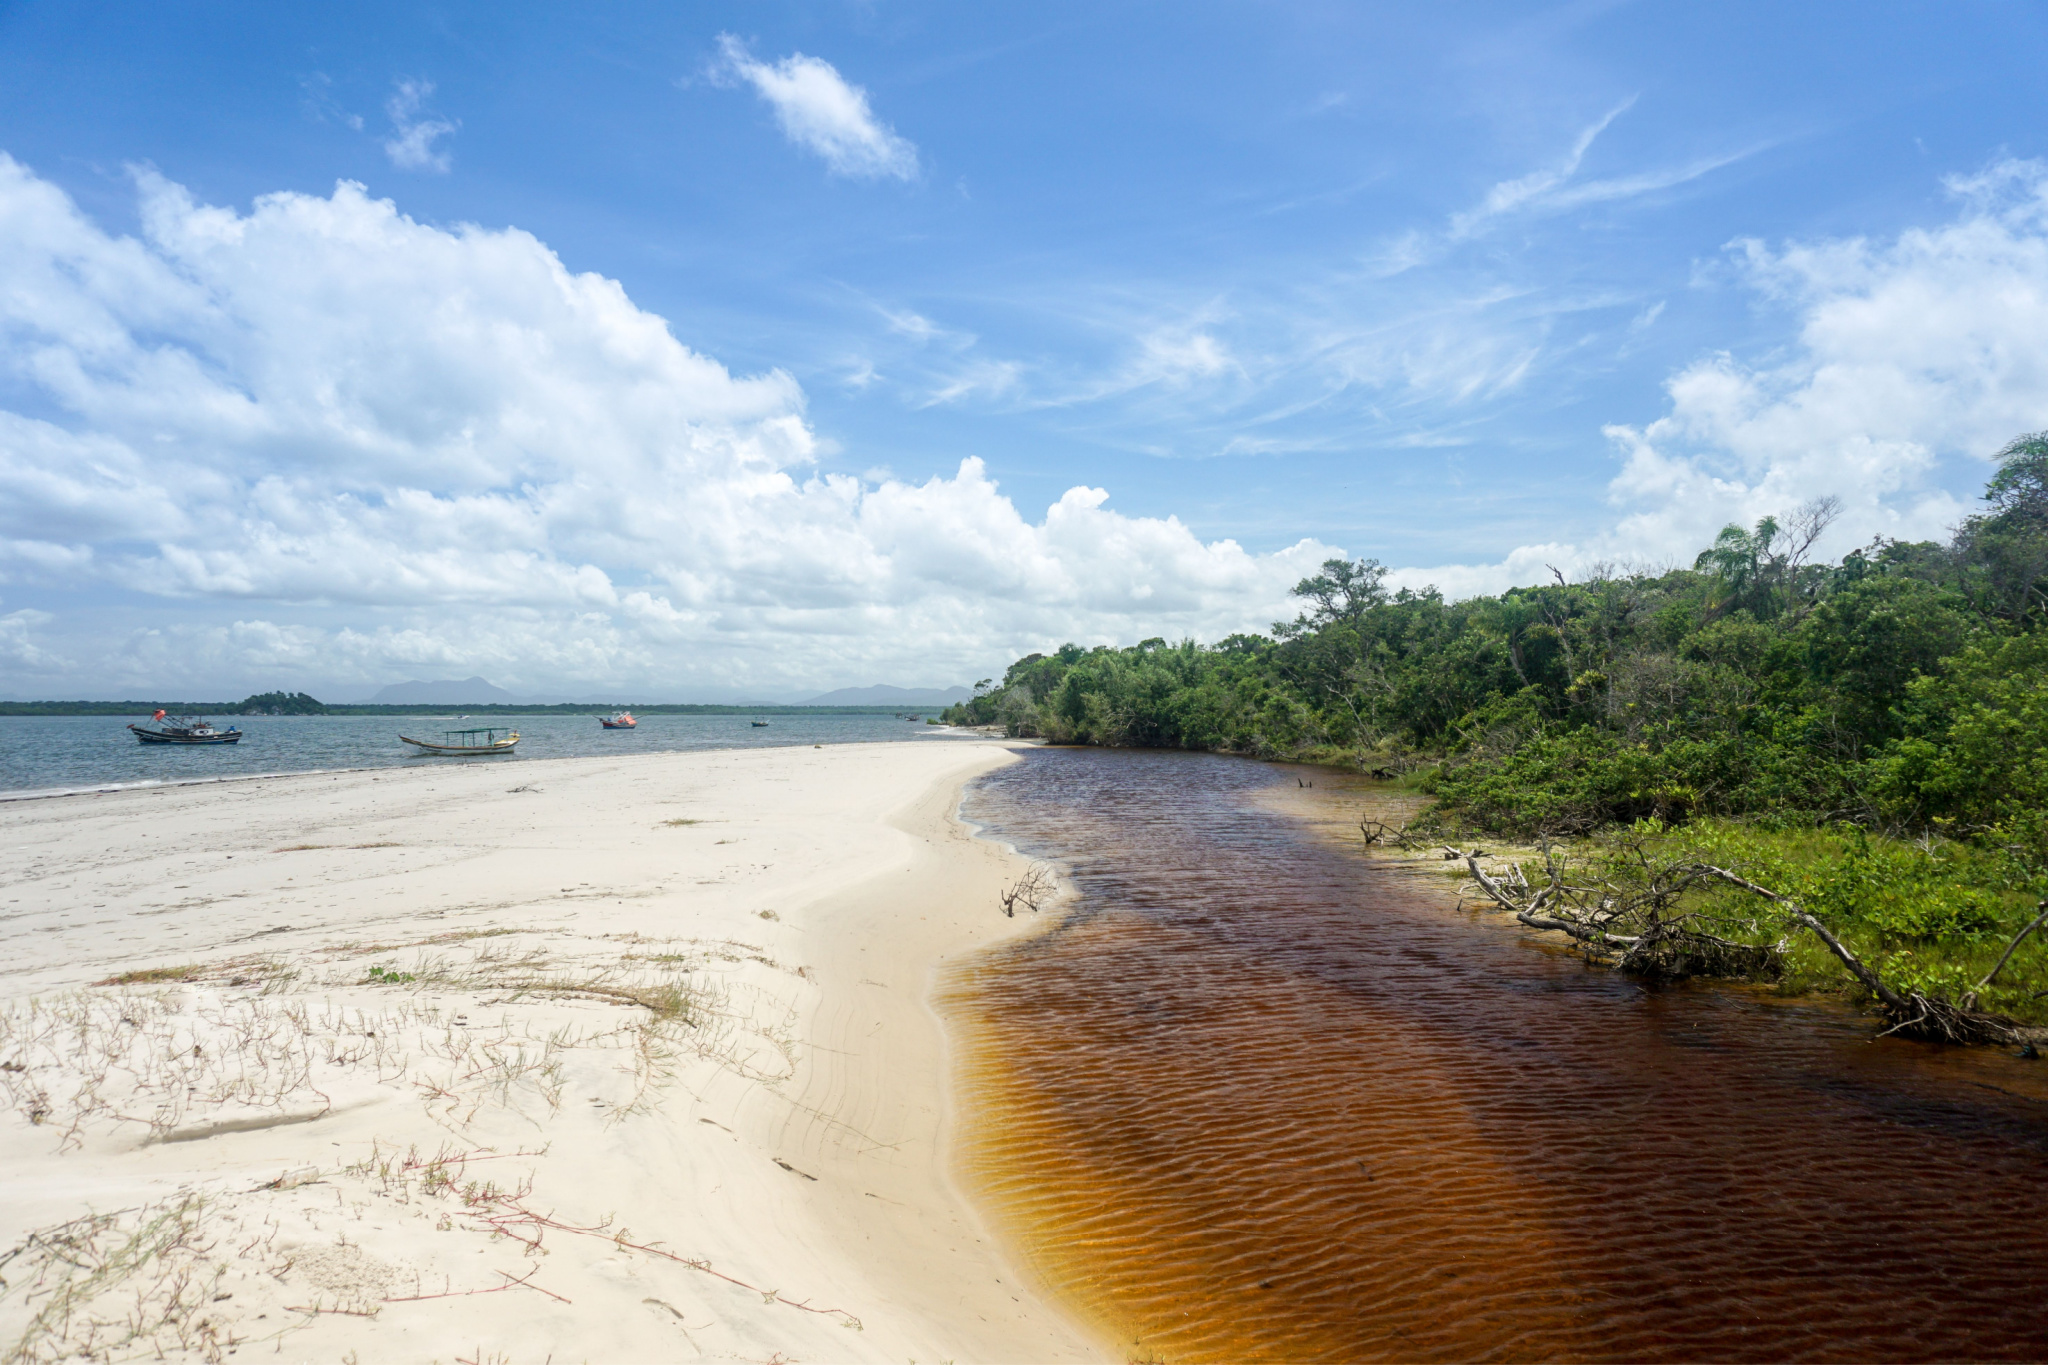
[944,748,2048,1363]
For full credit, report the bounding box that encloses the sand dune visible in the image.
[0,740,1101,1363]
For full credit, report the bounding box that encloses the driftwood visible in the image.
[1357,818,1414,849]
[1697,867,2040,1045]
[998,865,1055,918]
[1966,900,2048,1011]
[1467,848,2043,1046]
[1693,866,1906,1011]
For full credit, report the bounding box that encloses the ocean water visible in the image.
[0,712,970,798]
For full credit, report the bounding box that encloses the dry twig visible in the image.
[998,865,1055,918]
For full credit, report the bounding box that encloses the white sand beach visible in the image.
[0,740,1102,1364]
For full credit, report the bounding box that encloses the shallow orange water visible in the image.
[943,749,2048,1363]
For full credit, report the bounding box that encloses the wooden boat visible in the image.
[600,711,637,729]
[129,714,242,745]
[399,726,520,756]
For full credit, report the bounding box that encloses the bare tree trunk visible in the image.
[1693,865,1910,1015]
[1965,900,2048,1010]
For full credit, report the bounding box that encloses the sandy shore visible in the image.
[0,739,1102,1363]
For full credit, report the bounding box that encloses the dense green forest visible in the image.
[237,691,327,715]
[947,435,2048,1039]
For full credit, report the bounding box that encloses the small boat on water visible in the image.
[399,726,520,756]
[600,711,637,729]
[129,712,242,745]
[750,719,770,727]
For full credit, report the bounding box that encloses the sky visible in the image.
[3,1,2048,700]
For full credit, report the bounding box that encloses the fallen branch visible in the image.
[458,1194,863,1330]
[1358,818,1412,848]
[1965,899,2048,1011]
[381,1264,569,1306]
[1459,843,2039,1045]
[1467,856,1639,949]
[1697,865,2029,1045]
[1693,866,1907,1013]
[998,865,1054,919]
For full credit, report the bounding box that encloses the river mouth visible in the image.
[942,748,2048,1363]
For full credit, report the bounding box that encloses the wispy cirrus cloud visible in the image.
[1450,96,1637,238]
[298,73,364,131]
[876,304,974,349]
[713,35,918,181]
[1377,98,1761,262]
[919,358,1023,407]
[383,79,457,173]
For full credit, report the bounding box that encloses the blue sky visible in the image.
[2,1,2047,698]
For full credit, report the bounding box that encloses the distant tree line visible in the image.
[949,433,2048,849]
[238,691,327,715]
[948,436,2048,1034]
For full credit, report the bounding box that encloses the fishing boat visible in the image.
[750,719,770,727]
[398,726,520,756]
[600,711,637,729]
[128,713,242,745]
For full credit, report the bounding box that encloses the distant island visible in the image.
[0,695,952,718]
[0,677,973,717]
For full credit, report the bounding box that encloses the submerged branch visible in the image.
[1692,865,1908,1015]
[1691,865,2030,1045]
[1458,849,2036,1045]
[1466,856,1638,949]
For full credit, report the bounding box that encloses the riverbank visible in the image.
[0,742,1103,1363]
[945,747,2048,1362]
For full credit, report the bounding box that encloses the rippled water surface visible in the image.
[947,749,2048,1363]
[0,712,963,797]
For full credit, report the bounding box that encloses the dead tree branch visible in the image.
[1458,842,2040,1045]
[1692,865,1906,1012]
[1966,899,2048,1011]
[1695,865,2031,1045]
[1358,818,1413,849]
[998,865,1054,919]
[1466,855,1640,951]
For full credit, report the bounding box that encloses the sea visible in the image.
[0,712,976,800]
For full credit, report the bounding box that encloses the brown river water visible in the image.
[943,748,2048,1363]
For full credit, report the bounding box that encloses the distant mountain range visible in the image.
[364,677,523,705]
[798,684,974,706]
[353,677,973,707]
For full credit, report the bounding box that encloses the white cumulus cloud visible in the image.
[0,155,1326,696]
[1402,159,2048,593]
[714,35,918,181]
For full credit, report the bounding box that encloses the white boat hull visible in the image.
[399,735,520,756]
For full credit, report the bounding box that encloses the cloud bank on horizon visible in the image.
[0,156,1327,695]
[0,147,2046,696]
